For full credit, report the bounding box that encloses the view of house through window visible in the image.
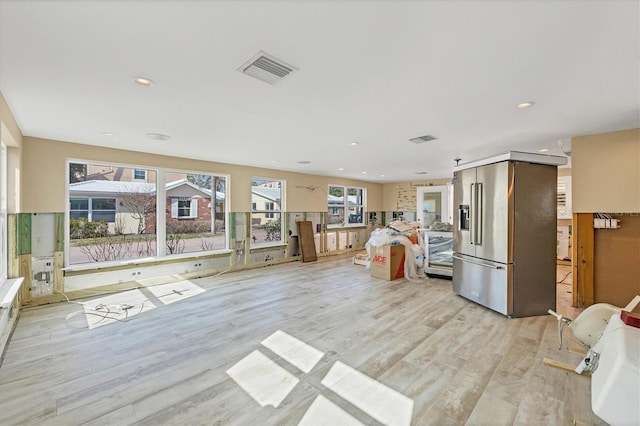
[328,185,365,227]
[68,163,158,264]
[165,171,226,255]
[251,178,283,246]
[67,162,227,265]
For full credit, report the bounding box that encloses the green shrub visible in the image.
[70,218,109,239]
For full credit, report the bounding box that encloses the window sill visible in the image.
[327,224,367,229]
[63,249,233,274]
[1,277,24,309]
[250,241,287,250]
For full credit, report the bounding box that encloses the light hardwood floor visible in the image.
[0,255,606,425]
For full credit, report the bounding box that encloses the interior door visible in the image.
[415,185,450,230]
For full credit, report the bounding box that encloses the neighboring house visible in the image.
[164,179,220,232]
[250,186,282,226]
[69,179,224,235]
[328,194,363,224]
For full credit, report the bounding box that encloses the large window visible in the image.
[251,178,284,246]
[67,161,228,265]
[68,162,157,264]
[328,185,365,227]
[165,171,226,255]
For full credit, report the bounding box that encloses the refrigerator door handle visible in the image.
[453,254,504,269]
[475,182,482,245]
[470,183,475,245]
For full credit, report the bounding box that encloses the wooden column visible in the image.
[16,213,32,302]
[53,213,65,293]
[573,213,594,308]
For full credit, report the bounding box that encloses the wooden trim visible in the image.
[54,213,65,252]
[543,357,591,377]
[18,254,32,302]
[53,251,64,293]
[573,213,595,308]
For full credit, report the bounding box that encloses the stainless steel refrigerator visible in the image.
[452,152,566,317]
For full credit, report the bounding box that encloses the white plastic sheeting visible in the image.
[365,228,424,280]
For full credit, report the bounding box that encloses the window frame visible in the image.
[66,159,230,268]
[327,184,366,228]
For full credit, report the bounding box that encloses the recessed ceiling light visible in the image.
[361,171,367,174]
[350,142,359,146]
[271,160,277,163]
[516,101,534,109]
[380,174,386,177]
[338,167,344,171]
[539,148,549,152]
[297,160,311,164]
[100,132,115,136]
[132,76,155,87]
[145,133,171,141]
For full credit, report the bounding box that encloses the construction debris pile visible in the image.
[365,220,424,280]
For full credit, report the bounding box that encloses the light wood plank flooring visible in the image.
[0,255,605,425]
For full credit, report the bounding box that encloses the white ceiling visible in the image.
[0,0,638,182]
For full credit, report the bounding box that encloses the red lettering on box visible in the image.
[372,255,387,265]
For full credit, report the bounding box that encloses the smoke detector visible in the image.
[409,134,437,144]
[238,51,298,85]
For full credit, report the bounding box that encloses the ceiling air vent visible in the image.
[409,134,437,144]
[238,51,298,85]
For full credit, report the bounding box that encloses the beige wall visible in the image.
[382,178,452,212]
[572,128,640,213]
[21,137,383,213]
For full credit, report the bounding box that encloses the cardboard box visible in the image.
[370,245,405,280]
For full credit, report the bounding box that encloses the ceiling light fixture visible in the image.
[132,76,155,87]
[338,167,344,171]
[145,133,171,141]
[516,101,535,109]
[350,142,359,146]
[100,132,115,136]
[297,160,311,164]
[414,171,428,175]
[361,171,367,174]
[539,148,549,152]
